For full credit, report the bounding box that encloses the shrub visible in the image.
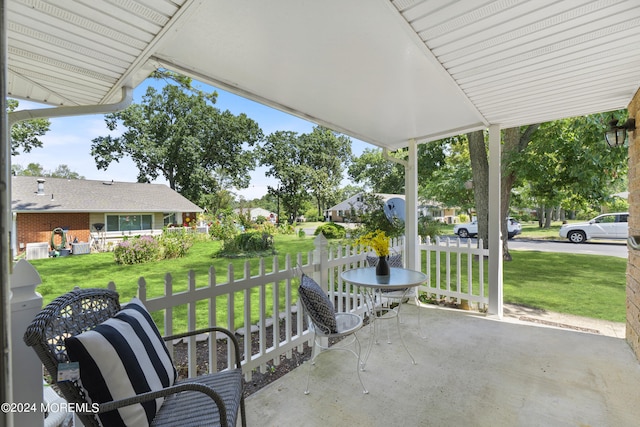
[220,231,275,255]
[314,223,346,239]
[157,229,195,259]
[209,213,239,241]
[114,235,160,265]
[418,218,444,239]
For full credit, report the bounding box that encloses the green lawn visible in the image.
[28,233,627,329]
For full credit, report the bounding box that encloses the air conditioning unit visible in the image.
[26,242,49,260]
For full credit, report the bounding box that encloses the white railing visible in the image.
[11,232,493,416]
[419,236,490,309]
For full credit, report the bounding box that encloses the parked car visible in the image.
[453,218,522,239]
[559,212,629,243]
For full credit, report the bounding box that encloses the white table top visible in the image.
[341,267,427,290]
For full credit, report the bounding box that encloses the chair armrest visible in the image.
[97,382,229,427]
[163,326,242,369]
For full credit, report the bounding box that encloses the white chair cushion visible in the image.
[66,298,176,427]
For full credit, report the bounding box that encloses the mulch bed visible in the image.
[172,316,314,397]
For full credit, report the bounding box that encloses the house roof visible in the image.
[234,207,276,218]
[6,1,640,151]
[327,193,403,211]
[11,176,202,213]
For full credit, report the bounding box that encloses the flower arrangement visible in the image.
[355,230,390,257]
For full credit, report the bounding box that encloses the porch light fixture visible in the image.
[605,118,635,148]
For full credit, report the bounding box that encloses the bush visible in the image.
[220,231,275,255]
[314,223,346,239]
[157,229,195,259]
[209,213,240,241]
[114,235,160,265]
[418,218,444,240]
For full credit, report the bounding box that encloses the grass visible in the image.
[28,232,627,330]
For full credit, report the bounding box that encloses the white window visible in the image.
[106,214,152,232]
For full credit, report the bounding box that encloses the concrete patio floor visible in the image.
[242,304,640,427]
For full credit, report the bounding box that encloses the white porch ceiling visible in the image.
[6,0,640,150]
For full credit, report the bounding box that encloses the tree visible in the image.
[91,81,262,207]
[420,136,474,214]
[514,112,628,224]
[466,125,539,259]
[259,127,352,223]
[500,125,540,260]
[466,130,490,248]
[12,162,84,179]
[259,131,310,223]
[348,148,404,193]
[300,127,352,217]
[7,99,51,155]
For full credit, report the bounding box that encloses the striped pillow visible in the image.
[66,298,176,427]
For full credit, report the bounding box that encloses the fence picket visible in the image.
[133,233,489,383]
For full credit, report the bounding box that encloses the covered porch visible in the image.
[4,2,640,426]
[244,305,639,427]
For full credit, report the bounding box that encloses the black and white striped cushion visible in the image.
[299,274,337,334]
[66,298,176,427]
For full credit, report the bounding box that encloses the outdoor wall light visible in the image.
[605,118,635,148]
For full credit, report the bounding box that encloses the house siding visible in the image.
[627,87,640,362]
[16,212,90,252]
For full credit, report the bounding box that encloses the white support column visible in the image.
[10,260,43,427]
[404,139,419,270]
[488,125,503,317]
[1,2,14,425]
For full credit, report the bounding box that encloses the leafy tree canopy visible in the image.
[91,75,263,208]
[7,99,51,155]
[12,163,84,179]
[259,126,351,222]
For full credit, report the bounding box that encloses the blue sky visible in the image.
[12,78,370,200]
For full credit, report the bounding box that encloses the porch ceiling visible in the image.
[6,0,640,150]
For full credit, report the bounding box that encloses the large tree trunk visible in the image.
[501,125,540,260]
[467,130,489,249]
[467,125,540,259]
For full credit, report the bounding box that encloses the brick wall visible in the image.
[15,213,90,253]
[627,88,640,360]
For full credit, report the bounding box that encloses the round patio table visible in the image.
[341,267,427,365]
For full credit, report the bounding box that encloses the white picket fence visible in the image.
[9,233,493,426]
[128,234,489,381]
[419,236,490,309]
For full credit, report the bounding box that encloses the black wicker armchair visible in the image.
[23,288,246,427]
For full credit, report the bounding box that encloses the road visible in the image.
[450,237,627,258]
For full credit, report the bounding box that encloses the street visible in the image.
[450,237,627,258]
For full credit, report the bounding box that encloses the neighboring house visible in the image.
[11,177,203,256]
[325,193,457,223]
[234,207,277,223]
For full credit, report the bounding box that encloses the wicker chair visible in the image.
[23,288,246,427]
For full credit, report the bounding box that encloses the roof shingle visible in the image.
[11,177,202,213]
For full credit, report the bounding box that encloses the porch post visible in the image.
[405,139,419,270]
[488,125,503,317]
[0,1,14,425]
[10,261,43,427]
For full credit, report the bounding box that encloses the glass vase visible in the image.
[375,255,390,276]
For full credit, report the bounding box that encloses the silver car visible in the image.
[559,212,629,243]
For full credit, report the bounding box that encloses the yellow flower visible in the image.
[355,230,390,257]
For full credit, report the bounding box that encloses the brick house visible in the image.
[11,176,203,256]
